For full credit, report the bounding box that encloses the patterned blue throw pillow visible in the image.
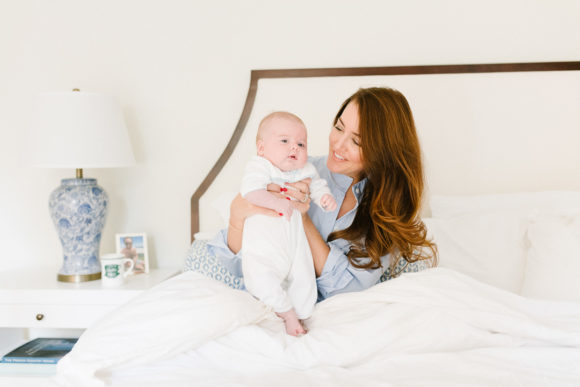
[184,239,429,290]
[379,257,431,283]
[183,239,244,290]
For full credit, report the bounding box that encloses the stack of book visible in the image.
[0,337,78,375]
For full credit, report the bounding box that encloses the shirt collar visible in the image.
[330,170,353,192]
[352,178,367,201]
[329,169,367,200]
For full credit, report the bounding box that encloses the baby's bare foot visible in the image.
[276,309,307,336]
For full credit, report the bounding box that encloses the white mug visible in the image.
[100,253,135,287]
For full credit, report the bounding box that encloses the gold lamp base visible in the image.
[57,272,102,283]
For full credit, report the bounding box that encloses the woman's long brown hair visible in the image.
[328,87,437,275]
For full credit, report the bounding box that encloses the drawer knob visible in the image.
[36,313,44,321]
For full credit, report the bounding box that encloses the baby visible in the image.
[240,111,337,336]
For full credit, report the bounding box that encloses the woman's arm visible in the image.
[301,213,330,277]
[282,178,331,276]
[283,178,331,276]
[226,220,244,255]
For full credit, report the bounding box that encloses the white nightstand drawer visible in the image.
[0,304,118,329]
[0,268,179,330]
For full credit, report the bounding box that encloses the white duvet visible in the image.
[53,268,580,387]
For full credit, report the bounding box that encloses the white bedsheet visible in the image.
[53,268,580,387]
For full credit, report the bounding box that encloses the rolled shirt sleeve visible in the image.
[316,237,390,300]
[206,228,244,278]
[316,238,353,299]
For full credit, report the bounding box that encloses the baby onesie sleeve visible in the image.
[300,163,333,209]
[240,156,273,197]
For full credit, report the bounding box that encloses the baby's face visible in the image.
[257,117,308,172]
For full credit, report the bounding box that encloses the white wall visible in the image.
[1,0,579,272]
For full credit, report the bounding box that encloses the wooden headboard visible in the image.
[191,62,580,241]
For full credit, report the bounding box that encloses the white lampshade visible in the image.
[29,91,135,168]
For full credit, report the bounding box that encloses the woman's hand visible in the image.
[285,178,312,215]
[265,179,312,215]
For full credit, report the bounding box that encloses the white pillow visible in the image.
[424,213,528,293]
[210,191,238,228]
[430,191,580,219]
[521,214,580,302]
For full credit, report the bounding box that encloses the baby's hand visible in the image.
[275,197,294,220]
[320,194,337,212]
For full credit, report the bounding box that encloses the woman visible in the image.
[188,87,436,300]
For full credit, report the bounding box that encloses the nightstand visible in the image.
[0,267,180,384]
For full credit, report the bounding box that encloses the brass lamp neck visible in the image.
[76,168,83,179]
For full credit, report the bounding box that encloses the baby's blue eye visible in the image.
[298,143,305,148]
[281,139,288,143]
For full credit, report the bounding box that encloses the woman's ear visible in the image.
[256,139,265,156]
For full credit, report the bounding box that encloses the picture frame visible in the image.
[115,232,149,274]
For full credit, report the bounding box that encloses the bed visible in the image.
[53,62,580,386]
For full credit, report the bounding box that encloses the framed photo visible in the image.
[115,233,149,274]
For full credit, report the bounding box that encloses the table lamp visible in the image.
[29,90,136,282]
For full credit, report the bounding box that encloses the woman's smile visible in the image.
[332,151,346,161]
[327,101,363,180]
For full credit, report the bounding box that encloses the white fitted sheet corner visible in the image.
[52,268,580,387]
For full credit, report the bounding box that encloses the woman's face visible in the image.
[327,101,364,181]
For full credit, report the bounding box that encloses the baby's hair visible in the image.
[256,111,306,142]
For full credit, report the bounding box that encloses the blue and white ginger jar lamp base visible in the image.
[49,178,108,282]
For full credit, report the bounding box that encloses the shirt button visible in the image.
[355,187,360,194]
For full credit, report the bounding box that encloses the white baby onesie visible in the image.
[240,156,331,318]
